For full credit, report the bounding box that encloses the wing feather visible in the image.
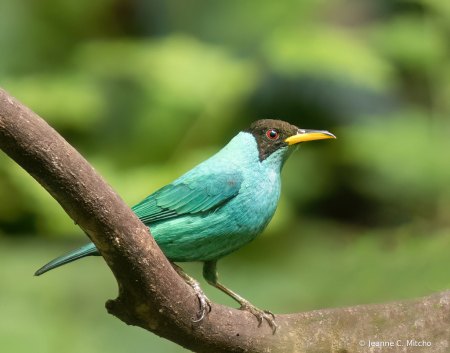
[131,173,243,225]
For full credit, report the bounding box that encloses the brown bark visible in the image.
[0,87,449,352]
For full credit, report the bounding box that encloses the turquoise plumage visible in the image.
[139,131,286,262]
[35,119,335,333]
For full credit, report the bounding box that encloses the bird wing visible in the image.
[132,173,244,225]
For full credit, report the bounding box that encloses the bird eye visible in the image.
[266,129,278,140]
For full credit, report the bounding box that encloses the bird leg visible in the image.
[203,260,277,334]
[170,262,211,322]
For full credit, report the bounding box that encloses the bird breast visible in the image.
[151,168,281,262]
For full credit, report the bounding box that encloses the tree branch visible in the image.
[0,87,449,352]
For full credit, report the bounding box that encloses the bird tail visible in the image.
[34,242,100,276]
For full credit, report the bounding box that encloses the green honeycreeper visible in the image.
[35,119,335,333]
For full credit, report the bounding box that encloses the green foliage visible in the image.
[370,15,446,70]
[263,26,394,90]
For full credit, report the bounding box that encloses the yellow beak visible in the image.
[285,129,336,145]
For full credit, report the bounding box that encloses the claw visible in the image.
[264,310,275,320]
[192,310,205,323]
[258,315,263,327]
[191,282,212,323]
[170,262,213,323]
[240,300,277,334]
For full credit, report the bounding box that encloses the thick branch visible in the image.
[0,87,449,352]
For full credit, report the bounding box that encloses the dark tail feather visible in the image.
[34,242,100,276]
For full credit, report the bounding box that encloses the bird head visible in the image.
[244,119,335,165]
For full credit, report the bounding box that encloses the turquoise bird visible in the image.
[35,119,335,333]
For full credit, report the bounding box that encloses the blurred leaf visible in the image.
[2,74,105,131]
[342,110,450,203]
[262,26,394,90]
[369,14,446,71]
[4,159,83,236]
[73,35,259,164]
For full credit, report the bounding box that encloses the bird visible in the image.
[35,119,335,333]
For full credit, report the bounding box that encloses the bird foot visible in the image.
[191,281,212,323]
[239,300,277,334]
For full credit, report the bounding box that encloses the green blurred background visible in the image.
[1,0,450,351]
